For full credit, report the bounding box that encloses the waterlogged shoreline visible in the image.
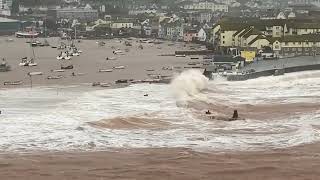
[1,144,320,180]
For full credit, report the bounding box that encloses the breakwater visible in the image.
[175,50,214,55]
[227,63,320,81]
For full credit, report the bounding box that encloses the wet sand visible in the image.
[0,37,202,88]
[1,144,320,180]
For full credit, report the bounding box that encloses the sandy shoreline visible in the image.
[1,144,320,180]
[0,37,203,89]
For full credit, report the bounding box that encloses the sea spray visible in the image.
[170,69,209,106]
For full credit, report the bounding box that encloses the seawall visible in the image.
[227,64,320,81]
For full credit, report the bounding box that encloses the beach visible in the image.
[1,37,320,179]
[0,37,202,88]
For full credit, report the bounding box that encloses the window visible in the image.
[305,48,309,51]
[275,45,280,49]
[276,26,280,30]
[298,42,301,45]
[222,36,225,38]
[285,42,288,45]
[298,48,302,51]
[306,42,309,45]
[222,41,225,44]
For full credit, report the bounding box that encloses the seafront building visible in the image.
[212,17,320,57]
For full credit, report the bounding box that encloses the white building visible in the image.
[111,21,134,29]
[182,1,228,12]
[0,0,12,16]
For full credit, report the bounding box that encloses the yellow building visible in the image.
[241,51,256,62]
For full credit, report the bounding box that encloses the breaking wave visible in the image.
[170,69,209,105]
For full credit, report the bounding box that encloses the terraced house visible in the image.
[212,18,320,56]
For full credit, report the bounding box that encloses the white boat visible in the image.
[28,71,42,76]
[47,75,63,79]
[19,57,37,67]
[113,50,124,55]
[175,54,186,57]
[19,62,28,66]
[28,62,37,67]
[72,52,80,56]
[51,69,65,72]
[56,56,63,60]
[100,83,111,87]
[16,31,39,38]
[99,69,113,72]
[113,66,125,69]
[64,56,72,60]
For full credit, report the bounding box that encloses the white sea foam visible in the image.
[170,69,209,105]
[0,70,319,152]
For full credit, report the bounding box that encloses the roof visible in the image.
[185,29,198,34]
[243,28,262,38]
[248,35,269,45]
[0,17,20,23]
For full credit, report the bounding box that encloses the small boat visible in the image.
[28,62,37,67]
[16,31,39,38]
[113,66,125,69]
[72,52,80,56]
[125,41,132,46]
[100,83,111,87]
[56,56,63,60]
[113,50,124,55]
[146,69,155,72]
[99,69,113,72]
[61,65,73,70]
[106,57,117,60]
[51,69,65,72]
[31,42,37,47]
[64,55,72,60]
[175,54,186,57]
[47,75,63,79]
[190,57,199,60]
[4,81,22,86]
[28,71,43,76]
[92,82,101,86]
[19,57,37,67]
[188,62,197,66]
[115,79,128,84]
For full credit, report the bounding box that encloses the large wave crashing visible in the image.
[170,69,209,106]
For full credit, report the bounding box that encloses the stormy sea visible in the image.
[0,70,320,153]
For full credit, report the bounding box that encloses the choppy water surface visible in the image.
[0,71,320,152]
